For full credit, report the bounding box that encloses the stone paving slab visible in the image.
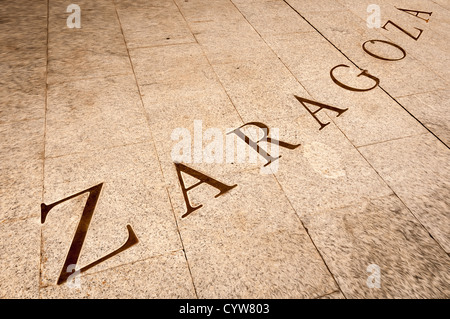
[0,0,449,299]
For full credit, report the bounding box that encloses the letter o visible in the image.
[362,39,406,61]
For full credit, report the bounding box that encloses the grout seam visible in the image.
[38,0,51,299]
[113,0,199,298]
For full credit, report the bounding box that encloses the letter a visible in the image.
[175,163,237,218]
[396,7,432,22]
[294,95,348,130]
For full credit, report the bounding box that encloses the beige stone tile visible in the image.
[212,58,312,122]
[365,55,446,98]
[400,32,450,83]
[266,116,392,218]
[377,0,439,31]
[47,1,132,84]
[432,0,450,11]
[0,187,42,224]
[1,0,448,300]
[47,34,131,85]
[181,7,253,38]
[47,0,131,41]
[378,19,450,84]
[129,43,244,144]
[0,116,44,172]
[294,6,431,74]
[292,11,412,96]
[394,0,442,12]
[48,0,127,43]
[157,144,257,220]
[299,9,366,38]
[0,217,40,298]
[286,0,347,13]
[300,75,427,147]
[45,74,151,158]
[308,12,449,103]
[359,133,450,253]
[193,24,276,65]
[41,142,182,286]
[231,0,312,35]
[381,0,449,42]
[339,0,439,26]
[115,0,195,49]
[154,126,270,193]
[0,15,47,62]
[0,73,46,126]
[40,250,196,298]
[130,42,214,88]
[299,10,390,66]
[0,15,47,124]
[0,76,46,124]
[141,86,243,145]
[306,195,450,298]
[337,0,384,21]
[49,0,117,22]
[167,168,337,298]
[397,90,450,146]
[0,0,47,17]
[0,119,44,221]
[173,0,244,25]
[380,15,434,45]
[298,8,446,97]
[263,31,348,82]
[339,0,444,45]
[174,0,276,65]
[0,55,46,91]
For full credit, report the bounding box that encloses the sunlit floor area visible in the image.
[1,0,449,299]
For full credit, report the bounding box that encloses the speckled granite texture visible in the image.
[1,0,448,298]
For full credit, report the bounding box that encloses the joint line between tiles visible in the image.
[39,248,186,290]
[314,290,342,299]
[334,0,450,88]
[270,172,347,298]
[282,0,449,150]
[113,0,199,299]
[355,132,429,149]
[39,0,51,299]
[172,0,246,126]
[227,0,347,297]
[278,2,450,256]
[276,0,450,256]
[162,186,199,298]
[355,146,450,255]
[320,103,450,254]
[378,86,449,149]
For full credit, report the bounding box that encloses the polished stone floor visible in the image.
[0,0,449,298]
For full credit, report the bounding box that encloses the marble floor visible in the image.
[0,0,449,299]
